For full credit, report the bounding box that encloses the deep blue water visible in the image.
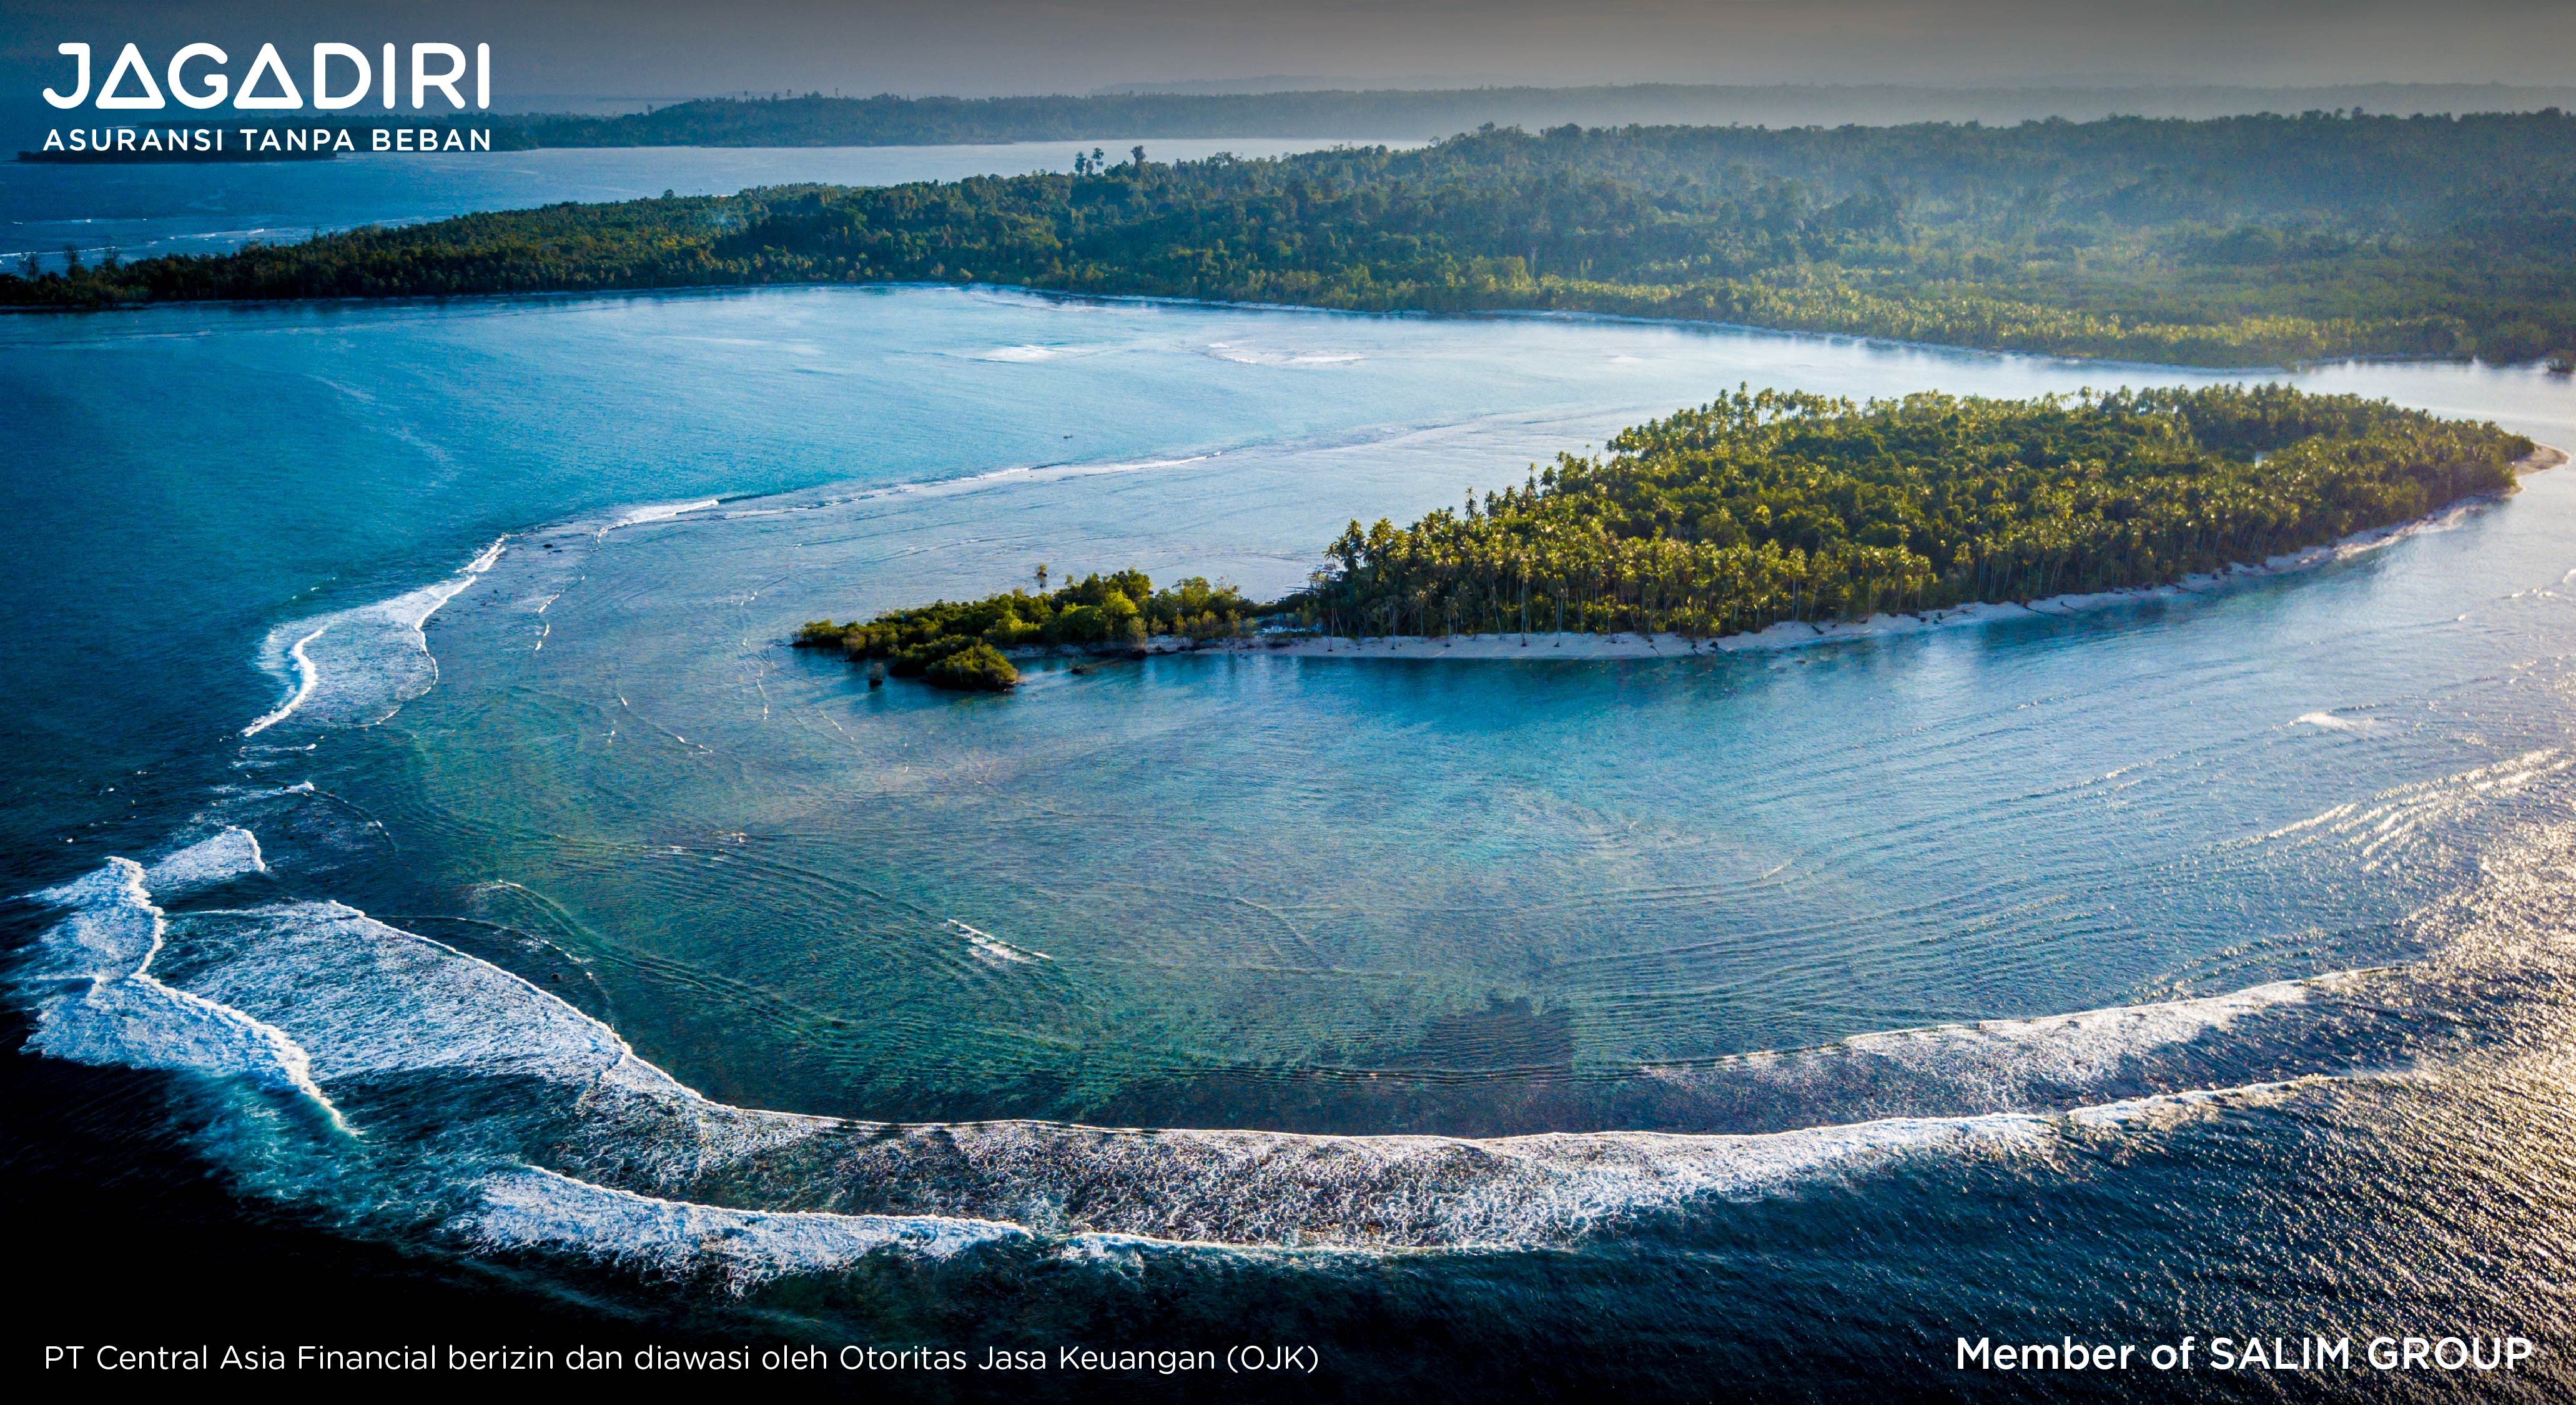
[6,274,2576,1398]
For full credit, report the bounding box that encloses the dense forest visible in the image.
[9,114,2574,364]
[1288,385,2534,641]
[801,386,2530,679]
[796,571,1254,689]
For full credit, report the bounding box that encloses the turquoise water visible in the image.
[9,283,2576,1391]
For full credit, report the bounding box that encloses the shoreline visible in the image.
[9,274,2560,378]
[1115,442,2567,664]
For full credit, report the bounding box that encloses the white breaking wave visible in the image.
[141,827,267,897]
[1643,977,2326,1112]
[607,498,721,530]
[22,859,164,979]
[947,918,1050,966]
[239,625,328,738]
[970,343,1093,362]
[700,451,1230,529]
[1210,346,1364,366]
[242,538,505,737]
[18,857,335,1115]
[463,1167,1029,1288]
[463,1080,2326,1286]
[179,900,703,1092]
[8,862,2351,1258]
[846,453,1218,508]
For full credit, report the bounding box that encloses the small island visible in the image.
[796,570,1255,689]
[804,384,2538,691]
[1288,383,2536,641]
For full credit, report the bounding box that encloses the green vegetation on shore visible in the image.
[796,570,1254,689]
[804,385,2530,695]
[494,87,2576,149]
[9,114,2574,365]
[1291,385,2533,641]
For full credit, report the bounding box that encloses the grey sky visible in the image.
[4,0,2570,101]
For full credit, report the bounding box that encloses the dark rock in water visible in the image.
[1068,664,1090,676]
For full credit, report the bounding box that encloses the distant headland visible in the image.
[7,114,2572,368]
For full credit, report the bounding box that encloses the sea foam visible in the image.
[242,538,504,737]
[142,826,267,897]
[463,1167,1028,1288]
[27,879,2344,1253]
[19,855,333,1113]
[1636,977,2326,1120]
[26,579,2481,1268]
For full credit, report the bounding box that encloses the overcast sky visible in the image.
[5,0,2571,102]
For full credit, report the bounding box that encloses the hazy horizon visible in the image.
[3,0,2570,107]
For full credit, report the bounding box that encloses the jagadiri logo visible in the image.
[41,42,491,111]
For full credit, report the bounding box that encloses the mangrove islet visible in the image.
[796,569,1256,689]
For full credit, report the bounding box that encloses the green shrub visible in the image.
[924,642,1020,691]
[806,570,1253,679]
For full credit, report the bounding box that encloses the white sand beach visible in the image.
[1153,442,2568,664]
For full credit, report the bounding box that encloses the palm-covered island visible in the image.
[10,114,2575,365]
[804,384,2537,689]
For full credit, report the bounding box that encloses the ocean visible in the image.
[5,163,2576,1398]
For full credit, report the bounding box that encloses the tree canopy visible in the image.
[802,385,2530,686]
[797,571,1253,688]
[1291,384,2534,641]
[11,114,2574,365]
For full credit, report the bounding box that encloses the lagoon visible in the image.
[7,281,2576,1381]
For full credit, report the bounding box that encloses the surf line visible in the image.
[239,535,506,738]
[241,623,328,737]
